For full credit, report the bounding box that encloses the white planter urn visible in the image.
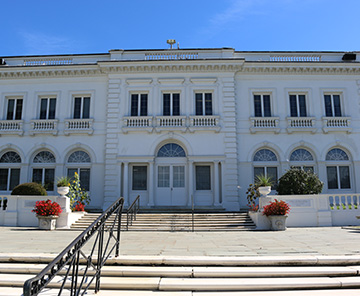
[258,186,271,197]
[268,215,288,231]
[57,186,70,197]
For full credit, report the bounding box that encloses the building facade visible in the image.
[0,48,359,211]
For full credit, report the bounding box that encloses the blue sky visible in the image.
[1,0,359,56]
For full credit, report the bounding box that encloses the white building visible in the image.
[0,48,359,211]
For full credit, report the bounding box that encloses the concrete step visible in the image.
[71,212,256,231]
[1,255,360,294]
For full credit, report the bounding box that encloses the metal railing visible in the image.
[23,197,124,296]
[126,195,140,230]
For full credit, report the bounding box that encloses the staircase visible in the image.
[1,255,360,295]
[71,212,256,231]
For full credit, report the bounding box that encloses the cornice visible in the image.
[241,63,360,75]
[0,66,102,79]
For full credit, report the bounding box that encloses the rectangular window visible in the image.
[196,165,211,190]
[40,97,56,119]
[73,96,90,119]
[67,168,90,191]
[6,98,23,120]
[254,166,278,189]
[163,93,180,116]
[158,166,170,188]
[254,94,271,117]
[131,94,148,116]
[173,166,185,188]
[32,168,55,191]
[327,166,350,189]
[324,94,342,117]
[289,94,307,117]
[132,166,147,190]
[0,168,20,191]
[195,93,213,116]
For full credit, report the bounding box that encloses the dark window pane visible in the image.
[0,169,8,190]
[333,95,341,117]
[74,97,81,119]
[339,166,350,189]
[44,168,55,191]
[32,169,43,184]
[15,99,23,120]
[254,167,265,182]
[263,95,271,117]
[163,93,170,116]
[173,93,180,116]
[80,168,90,191]
[83,97,90,119]
[289,95,298,117]
[195,93,203,115]
[132,166,147,190]
[327,166,338,189]
[67,168,77,179]
[304,166,314,173]
[49,98,56,119]
[40,99,48,119]
[9,168,20,190]
[299,95,307,117]
[254,95,261,117]
[196,166,211,190]
[205,93,212,115]
[7,99,15,120]
[267,167,278,189]
[140,94,147,116]
[324,95,333,117]
[131,94,138,116]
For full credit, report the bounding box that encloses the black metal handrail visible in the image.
[126,195,140,230]
[23,197,124,296]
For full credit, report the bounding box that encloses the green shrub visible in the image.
[11,182,47,196]
[277,168,323,195]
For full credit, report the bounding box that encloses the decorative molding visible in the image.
[190,77,217,84]
[158,78,185,84]
[126,78,153,85]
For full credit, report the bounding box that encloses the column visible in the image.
[187,160,194,207]
[214,161,220,206]
[148,160,155,206]
[123,162,129,206]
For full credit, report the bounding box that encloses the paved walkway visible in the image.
[0,226,359,256]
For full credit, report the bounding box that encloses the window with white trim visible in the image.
[326,148,351,190]
[163,93,180,116]
[67,151,91,191]
[324,94,342,117]
[254,94,271,117]
[131,93,148,116]
[253,149,278,188]
[0,151,21,191]
[195,92,212,116]
[6,97,23,120]
[73,96,90,119]
[39,97,56,119]
[132,166,147,190]
[289,94,307,117]
[195,165,211,190]
[32,151,56,191]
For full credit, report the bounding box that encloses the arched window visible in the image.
[326,148,351,190]
[253,149,278,187]
[290,148,314,172]
[157,143,186,157]
[32,151,56,191]
[0,151,21,191]
[67,151,91,191]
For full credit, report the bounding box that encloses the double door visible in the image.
[156,163,186,206]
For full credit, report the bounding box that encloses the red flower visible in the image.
[74,202,85,212]
[263,199,290,216]
[32,199,62,216]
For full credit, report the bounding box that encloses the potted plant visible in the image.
[262,199,291,231]
[56,176,71,197]
[255,174,273,197]
[32,199,63,230]
[68,172,90,211]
